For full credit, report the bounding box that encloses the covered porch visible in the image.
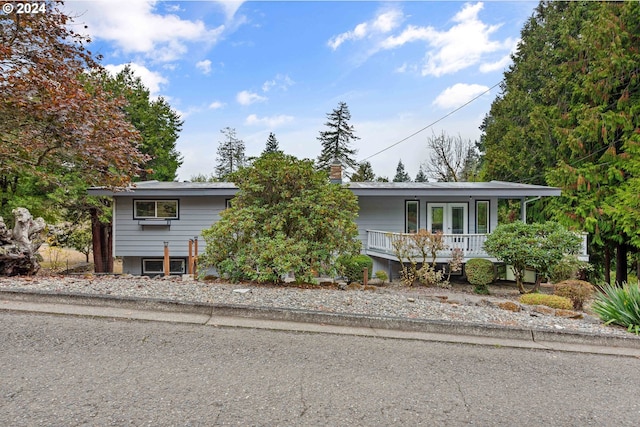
[365,230,589,263]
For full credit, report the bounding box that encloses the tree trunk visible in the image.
[90,208,113,273]
[604,245,611,286]
[615,242,628,287]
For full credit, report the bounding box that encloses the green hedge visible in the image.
[337,254,373,284]
[465,258,495,294]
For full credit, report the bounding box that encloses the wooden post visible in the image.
[193,237,198,277]
[363,267,368,287]
[163,241,170,276]
[188,239,193,275]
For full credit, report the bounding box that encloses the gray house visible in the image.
[88,180,588,277]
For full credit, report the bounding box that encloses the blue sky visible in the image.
[64,0,537,181]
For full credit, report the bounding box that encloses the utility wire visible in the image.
[357,80,503,165]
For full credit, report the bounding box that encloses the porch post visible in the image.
[188,239,194,275]
[163,241,170,276]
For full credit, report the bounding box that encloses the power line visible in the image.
[357,80,503,165]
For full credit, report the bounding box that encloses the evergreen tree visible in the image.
[103,65,183,181]
[215,127,246,180]
[460,145,481,182]
[317,102,359,174]
[263,132,281,155]
[415,166,428,183]
[479,0,640,285]
[350,161,376,182]
[393,160,411,182]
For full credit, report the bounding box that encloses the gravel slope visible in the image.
[0,275,634,338]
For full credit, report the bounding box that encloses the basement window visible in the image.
[142,258,186,276]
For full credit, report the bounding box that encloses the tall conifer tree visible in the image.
[215,127,246,180]
[263,132,281,155]
[317,102,359,174]
[393,160,411,182]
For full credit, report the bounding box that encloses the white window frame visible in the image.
[427,203,468,234]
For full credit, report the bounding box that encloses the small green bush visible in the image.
[550,256,592,283]
[554,280,594,310]
[374,270,388,284]
[465,258,495,294]
[336,254,373,284]
[519,293,573,310]
[592,282,640,334]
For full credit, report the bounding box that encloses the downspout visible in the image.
[522,196,541,224]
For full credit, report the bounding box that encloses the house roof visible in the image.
[88,180,561,198]
[346,181,561,197]
[87,180,238,197]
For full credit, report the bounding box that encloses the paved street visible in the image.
[1,311,639,426]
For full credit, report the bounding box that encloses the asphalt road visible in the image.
[1,311,639,426]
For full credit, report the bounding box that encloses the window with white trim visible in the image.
[134,200,179,219]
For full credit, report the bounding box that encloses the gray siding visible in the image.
[114,196,227,257]
[355,197,405,250]
[356,196,500,250]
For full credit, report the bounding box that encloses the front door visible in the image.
[427,203,468,235]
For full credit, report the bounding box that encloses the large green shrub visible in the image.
[337,254,373,284]
[465,258,495,294]
[592,282,640,334]
[484,221,582,294]
[200,153,361,284]
[550,255,592,283]
[553,280,594,310]
[519,293,573,310]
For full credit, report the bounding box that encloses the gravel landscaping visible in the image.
[0,274,635,338]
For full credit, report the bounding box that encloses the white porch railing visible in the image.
[366,230,488,260]
[366,230,589,261]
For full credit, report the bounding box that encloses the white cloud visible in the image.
[262,74,295,92]
[216,0,246,20]
[174,106,203,120]
[65,0,225,62]
[196,59,212,75]
[103,63,168,97]
[236,90,267,106]
[245,114,294,128]
[380,25,434,49]
[208,101,225,110]
[380,2,514,77]
[432,83,490,109]
[328,8,403,50]
[479,54,513,73]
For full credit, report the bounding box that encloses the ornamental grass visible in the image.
[592,282,640,334]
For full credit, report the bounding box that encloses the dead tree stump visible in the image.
[0,208,46,276]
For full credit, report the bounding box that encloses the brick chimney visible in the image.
[329,159,342,184]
